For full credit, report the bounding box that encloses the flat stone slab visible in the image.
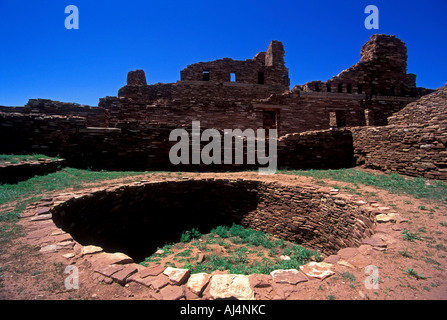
[270,269,308,285]
[30,214,52,221]
[362,234,387,248]
[209,274,255,300]
[163,267,190,285]
[94,264,125,278]
[187,273,211,295]
[376,214,395,223]
[248,274,272,288]
[100,252,133,265]
[150,274,170,291]
[337,247,360,259]
[37,207,51,215]
[81,245,103,256]
[111,265,138,285]
[159,285,185,300]
[299,262,335,280]
[39,244,60,253]
[140,265,165,278]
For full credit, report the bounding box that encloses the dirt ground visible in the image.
[1,170,447,300]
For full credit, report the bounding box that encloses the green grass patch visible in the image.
[403,268,429,280]
[140,224,321,275]
[0,167,146,206]
[0,153,59,164]
[402,229,422,242]
[277,168,447,202]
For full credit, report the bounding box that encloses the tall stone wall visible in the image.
[350,86,447,180]
[300,34,420,98]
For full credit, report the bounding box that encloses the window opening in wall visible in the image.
[346,84,352,94]
[326,83,331,93]
[230,72,236,82]
[371,84,376,95]
[258,72,265,85]
[329,110,347,128]
[338,84,343,93]
[263,110,277,130]
[202,70,210,81]
[390,86,395,96]
[315,83,320,92]
[357,84,363,94]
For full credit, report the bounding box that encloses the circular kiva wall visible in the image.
[51,179,376,262]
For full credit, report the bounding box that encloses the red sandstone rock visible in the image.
[163,267,190,285]
[299,262,335,280]
[270,269,308,285]
[111,265,138,285]
[139,265,165,278]
[186,273,211,295]
[159,285,185,300]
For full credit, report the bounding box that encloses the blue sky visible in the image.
[0,0,446,106]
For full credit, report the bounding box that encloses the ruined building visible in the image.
[0,34,445,180]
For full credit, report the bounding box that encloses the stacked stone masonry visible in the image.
[0,34,444,180]
[18,177,406,300]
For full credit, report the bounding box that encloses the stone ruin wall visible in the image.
[0,111,354,171]
[350,85,447,181]
[0,34,444,180]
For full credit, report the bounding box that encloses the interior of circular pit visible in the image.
[51,179,376,263]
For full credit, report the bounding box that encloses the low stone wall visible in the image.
[0,158,66,184]
[277,129,355,169]
[0,112,356,171]
[350,125,447,180]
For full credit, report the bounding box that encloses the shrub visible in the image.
[180,227,201,242]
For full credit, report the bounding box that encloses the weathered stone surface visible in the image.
[186,273,211,295]
[270,269,308,285]
[94,264,124,278]
[248,274,272,288]
[376,214,395,223]
[30,214,52,221]
[163,267,190,285]
[37,207,51,215]
[324,255,341,264]
[100,252,133,265]
[337,247,360,259]
[150,274,170,291]
[160,285,185,300]
[299,262,335,280]
[81,245,103,256]
[111,265,138,285]
[139,265,165,278]
[209,274,255,300]
[362,234,387,248]
[39,244,60,253]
